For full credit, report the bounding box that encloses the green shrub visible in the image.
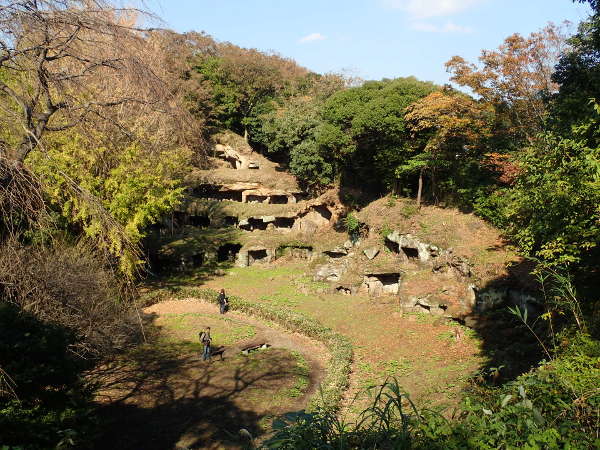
[342,213,361,243]
[263,373,600,449]
[380,223,393,240]
[0,303,95,449]
[264,380,418,449]
[400,202,419,218]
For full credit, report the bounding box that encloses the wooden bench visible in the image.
[240,343,271,355]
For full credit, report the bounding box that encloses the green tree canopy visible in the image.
[320,77,437,192]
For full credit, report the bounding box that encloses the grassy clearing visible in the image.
[286,351,311,399]
[142,279,353,411]
[195,262,486,412]
[158,312,256,346]
[93,339,311,449]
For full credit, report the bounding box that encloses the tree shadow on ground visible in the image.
[90,321,303,449]
[465,258,547,384]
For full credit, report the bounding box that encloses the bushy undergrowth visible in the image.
[142,286,353,410]
[0,241,142,357]
[264,350,600,450]
[0,303,95,449]
[144,278,599,449]
[262,295,600,449]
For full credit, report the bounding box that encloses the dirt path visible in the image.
[145,298,330,401]
[203,264,485,418]
[92,298,330,450]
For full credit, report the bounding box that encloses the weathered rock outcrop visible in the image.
[215,144,251,170]
[385,231,441,263]
[195,182,304,205]
[242,188,301,204]
[363,247,380,260]
[293,205,333,233]
[432,254,472,278]
[235,246,275,267]
[475,286,541,315]
[359,272,401,296]
[399,282,541,325]
[277,245,313,260]
[324,247,348,258]
[314,262,348,282]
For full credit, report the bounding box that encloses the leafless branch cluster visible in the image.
[0,238,144,357]
[0,155,48,234]
[0,0,205,165]
[0,1,210,356]
[0,365,17,399]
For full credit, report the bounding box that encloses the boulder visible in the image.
[476,288,507,313]
[261,215,276,223]
[235,250,249,267]
[360,272,401,296]
[314,264,346,282]
[414,295,432,308]
[432,255,472,278]
[450,256,471,277]
[295,219,319,234]
[385,231,434,263]
[293,206,332,231]
[219,147,250,169]
[248,162,260,169]
[465,284,477,310]
[402,294,447,316]
[335,285,354,295]
[236,246,274,267]
[363,247,380,260]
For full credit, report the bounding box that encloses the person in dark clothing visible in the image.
[218,289,228,315]
[199,326,211,361]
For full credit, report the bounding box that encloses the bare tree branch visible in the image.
[0,0,164,163]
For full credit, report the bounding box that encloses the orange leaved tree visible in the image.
[445,23,570,144]
[402,89,493,206]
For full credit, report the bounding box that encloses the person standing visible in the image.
[218,289,228,315]
[199,326,211,361]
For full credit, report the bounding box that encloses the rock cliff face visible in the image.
[313,228,538,326]
[235,246,275,267]
[155,131,347,270]
[154,131,531,329]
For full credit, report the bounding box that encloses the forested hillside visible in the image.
[0,0,598,449]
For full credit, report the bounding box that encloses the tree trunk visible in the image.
[431,168,437,205]
[393,178,400,196]
[416,168,424,208]
[244,127,248,143]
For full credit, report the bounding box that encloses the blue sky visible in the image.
[147,0,592,85]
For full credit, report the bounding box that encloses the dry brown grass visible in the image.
[0,241,141,357]
[219,200,303,219]
[356,195,520,284]
[189,165,300,191]
[181,198,303,220]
